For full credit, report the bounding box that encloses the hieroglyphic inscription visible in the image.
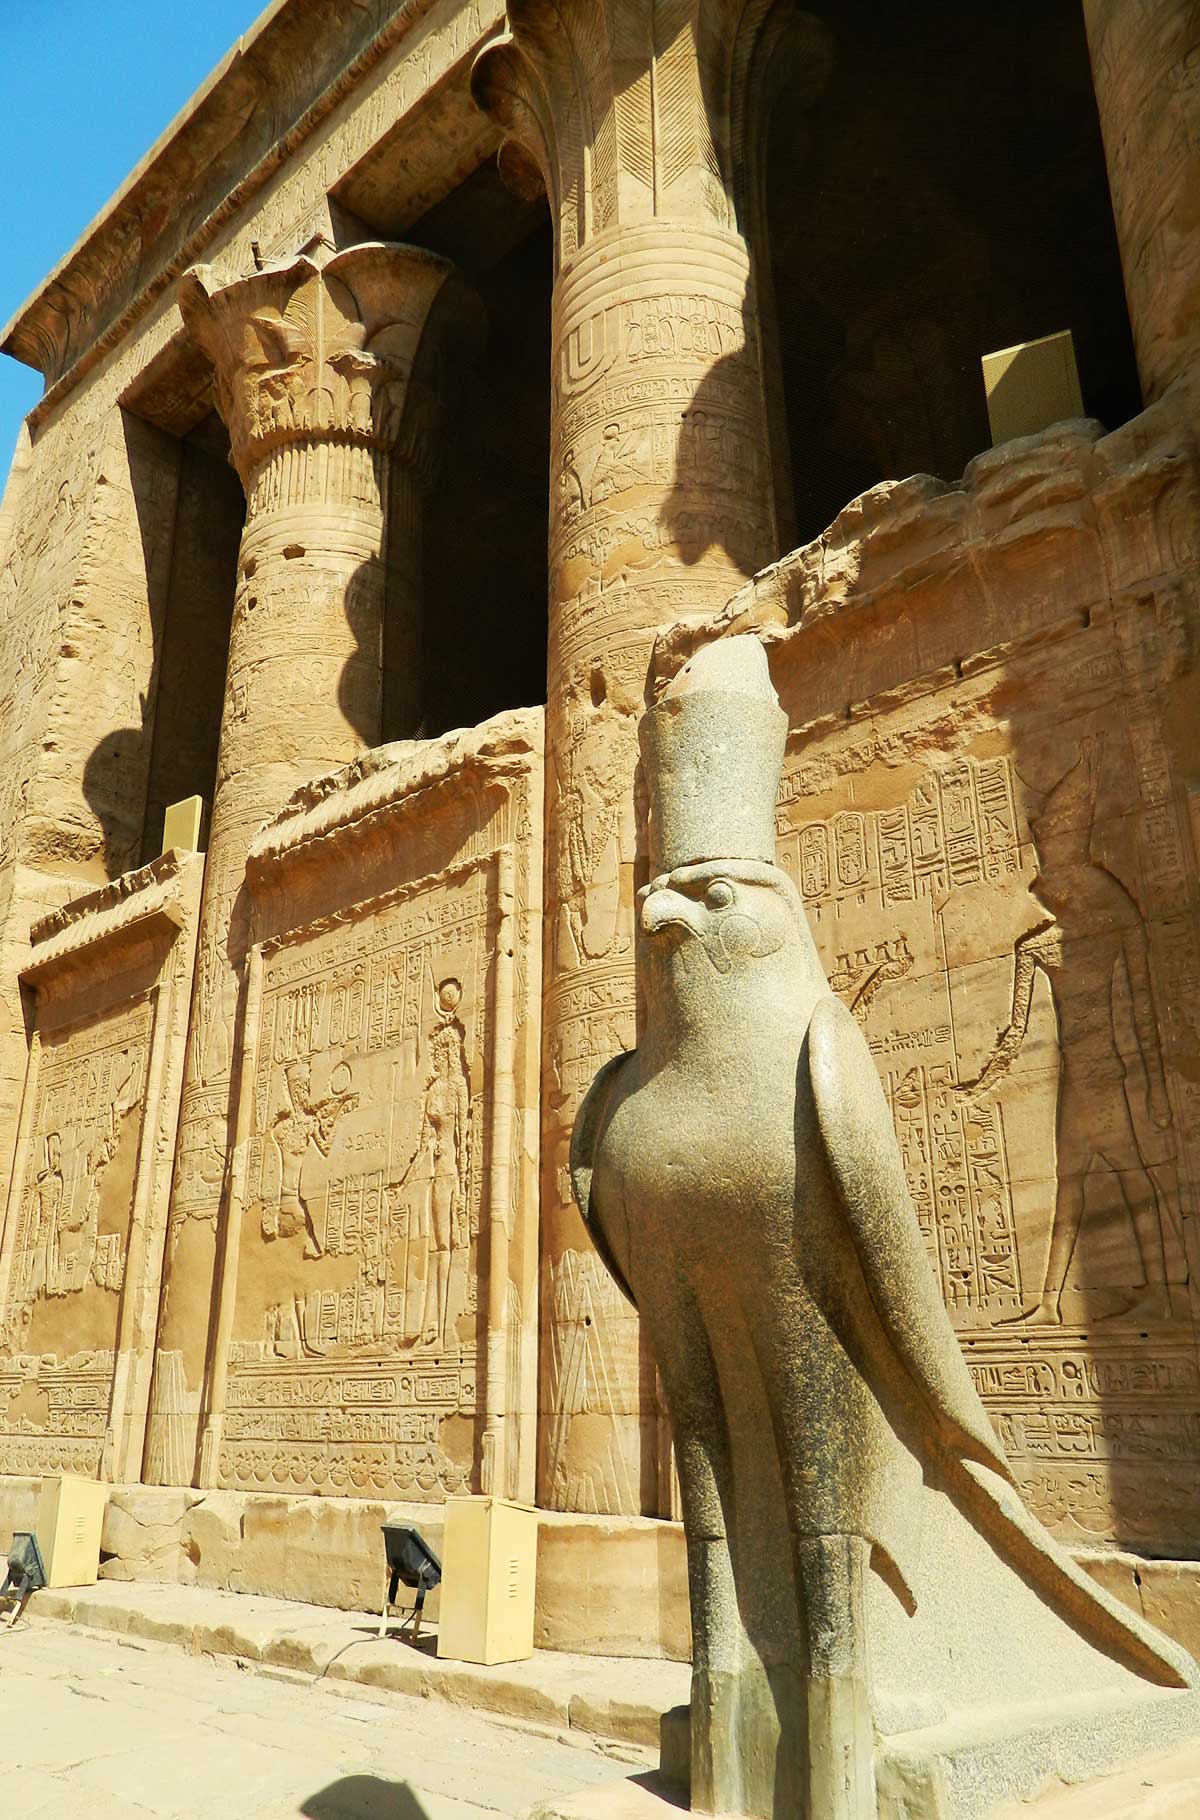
[779,753,1024,1323]
[0,998,150,1474]
[777,601,1200,1550]
[219,866,493,1498]
[536,235,776,1516]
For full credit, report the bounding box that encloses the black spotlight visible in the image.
[378,1523,441,1643]
[1,1532,47,1629]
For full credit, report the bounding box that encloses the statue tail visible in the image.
[956,1456,1197,1690]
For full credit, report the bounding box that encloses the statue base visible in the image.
[528,1685,1200,1819]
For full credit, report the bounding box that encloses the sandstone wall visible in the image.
[659,397,1200,1559]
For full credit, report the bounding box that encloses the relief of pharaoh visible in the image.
[571,636,1196,1820]
[265,1059,359,1259]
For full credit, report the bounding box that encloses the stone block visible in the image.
[535,1514,690,1661]
[1073,1550,1142,1617]
[982,330,1084,445]
[1138,1562,1200,1664]
[99,1485,204,1585]
[161,794,204,854]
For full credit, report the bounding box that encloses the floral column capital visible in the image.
[180,243,483,494]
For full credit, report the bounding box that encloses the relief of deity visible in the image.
[393,980,471,1350]
[554,670,638,971]
[955,737,1180,1326]
[25,1131,64,1308]
[5,1047,140,1339]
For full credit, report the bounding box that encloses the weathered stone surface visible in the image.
[574,634,1198,1819]
[0,17,1196,1820]
[993,1733,1200,1817]
[472,0,814,1516]
[1085,0,1200,404]
[162,708,545,1505]
[7,1575,689,1748]
[665,401,1200,1566]
[0,1620,658,1820]
[534,1513,690,1662]
[0,852,203,1483]
[0,1473,690,1658]
[151,243,484,1488]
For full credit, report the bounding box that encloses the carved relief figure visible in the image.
[956,738,1178,1326]
[780,755,1025,1322]
[263,1058,359,1258]
[6,1045,140,1338]
[573,639,1196,1820]
[395,981,471,1350]
[25,1132,64,1308]
[554,672,637,969]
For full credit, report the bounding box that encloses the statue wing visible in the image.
[809,991,1197,1689]
[570,1051,638,1308]
[807,993,1009,1477]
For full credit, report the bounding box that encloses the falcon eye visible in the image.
[705,880,735,910]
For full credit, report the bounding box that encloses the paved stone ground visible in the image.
[6,1607,1199,1818]
[0,1620,652,1820]
[21,1579,688,1750]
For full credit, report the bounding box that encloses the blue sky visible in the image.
[0,0,261,481]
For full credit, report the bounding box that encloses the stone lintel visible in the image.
[244,706,544,950]
[248,707,544,877]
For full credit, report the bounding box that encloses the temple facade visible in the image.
[1,0,1199,1656]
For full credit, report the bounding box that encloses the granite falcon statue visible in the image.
[571,637,1195,1820]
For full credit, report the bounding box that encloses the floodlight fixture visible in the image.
[1,1531,46,1628]
[378,1522,442,1643]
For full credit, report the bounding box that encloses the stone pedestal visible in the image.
[146,244,480,1486]
[473,0,823,1515]
[1085,0,1200,402]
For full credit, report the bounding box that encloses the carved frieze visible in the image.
[171,712,543,1503]
[665,407,1200,1555]
[0,851,203,1483]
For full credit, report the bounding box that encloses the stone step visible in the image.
[992,1734,1200,1817]
[20,1579,689,1755]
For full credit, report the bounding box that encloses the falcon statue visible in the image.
[572,636,1194,1820]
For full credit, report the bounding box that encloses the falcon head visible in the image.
[638,859,803,976]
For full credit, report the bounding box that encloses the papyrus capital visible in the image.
[471,0,833,267]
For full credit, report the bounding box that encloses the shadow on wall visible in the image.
[658,269,777,585]
[82,410,243,878]
[301,1777,445,1820]
[80,411,178,880]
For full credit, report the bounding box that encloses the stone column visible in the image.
[146,243,479,1486]
[1084,1,1200,403]
[473,0,828,1513]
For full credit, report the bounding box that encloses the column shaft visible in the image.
[1085,0,1200,402]
[474,0,824,1512]
[544,224,775,1512]
[145,245,472,1485]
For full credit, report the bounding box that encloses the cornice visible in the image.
[247,706,543,879]
[24,849,203,982]
[1,0,446,414]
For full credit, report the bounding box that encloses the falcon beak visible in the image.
[640,887,699,938]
